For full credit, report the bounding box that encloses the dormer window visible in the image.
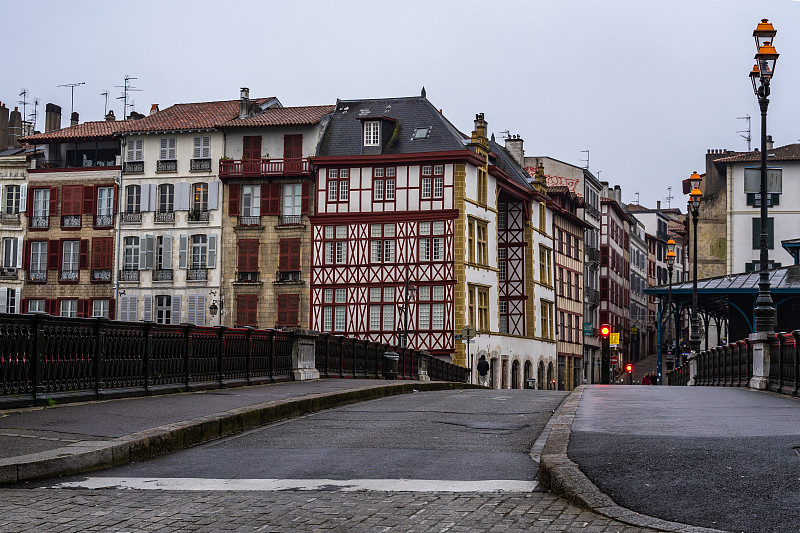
[364,121,380,146]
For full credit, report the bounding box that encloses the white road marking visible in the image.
[54,477,537,493]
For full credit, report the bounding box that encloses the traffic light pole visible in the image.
[601,336,610,385]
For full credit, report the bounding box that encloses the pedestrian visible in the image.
[642,373,650,385]
[477,355,490,387]
[651,372,658,385]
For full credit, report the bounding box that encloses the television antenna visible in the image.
[115,75,142,119]
[17,88,29,124]
[57,82,86,117]
[737,115,751,151]
[665,186,674,209]
[29,97,40,130]
[580,150,589,169]
[498,129,510,140]
[100,90,109,115]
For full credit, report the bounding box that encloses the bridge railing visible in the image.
[0,313,468,408]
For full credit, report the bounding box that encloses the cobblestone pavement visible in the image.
[0,488,659,532]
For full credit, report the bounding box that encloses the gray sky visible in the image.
[3,0,799,209]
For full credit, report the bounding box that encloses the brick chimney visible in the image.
[766,135,774,151]
[45,103,62,133]
[150,104,159,116]
[504,134,525,167]
[70,112,79,127]
[0,102,8,149]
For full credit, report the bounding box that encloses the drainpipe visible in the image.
[115,136,125,317]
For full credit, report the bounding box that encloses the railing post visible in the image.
[417,350,431,381]
[244,326,254,384]
[94,317,108,399]
[792,331,800,397]
[30,312,46,403]
[687,352,698,386]
[214,325,227,386]
[291,329,320,381]
[748,332,771,390]
[143,321,154,394]
[183,323,195,389]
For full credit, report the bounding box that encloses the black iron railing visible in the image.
[667,335,758,389]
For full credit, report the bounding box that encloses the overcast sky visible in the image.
[3,0,799,209]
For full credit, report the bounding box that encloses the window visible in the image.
[374,178,383,201]
[96,186,114,226]
[159,137,177,160]
[386,169,396,200]
[416,285,444,331]
[751,217,774,250]
[155,295,171,324]
[477,286,489,332]
[60,299,77,318]
[364,121,379,146]
[418,221,444,262]
[123,237,139,270]
[2,237,18,268]
[368,286,395,331]
[370,224,395,263]
[159,184,174,212]
[28,299,45,313]
[127,138,143,161]
[126,185,141,213]
[412,127,430,140]
[193,136,211,159]
[277,294,300,327]
[539,202,547,232]
[476,221,488,266]
[433,165,443,199]
[155,235,172,271]
[32,188,50,217]
[29,241,47,280]
[498,247,507,281]
[236,294,258,327]
[191,234,207,269]
[279,238,301,281]
[3,184,20,215]
[541,300,554,340]
[92,299,110,318]
[539,245,552,285]
[372,167,395,202]
[477,168,487,206]
[192,183,208,212]
[421,165,432,199]
[282,183,302,217]
[241,185,261,218]
[323,225,348,265]
[61,240,80,280]
[237,239,259,281]
[92,237,113,281]
[327,169,349,202]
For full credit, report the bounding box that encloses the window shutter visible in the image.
[19,184,27,212]
[143,295,153,322]
[277,294,287,326]
[289,238,300,270]
[260,184,269,214]
[0,289,6,314]
[207,233,217,268]
[279,239,289,271]
[49,187,58,217]
[195,295,206,325]
[171,294,182,325]
[139,184,150,212]
[148,184,157,212]
[62,186,79,216]
[79,239,89,269]
[78,299,90,318]
[177,182,191,211]
[238,240,247,270]
[169,137,177,159]
[146,235,155,269]
[13,288,20,313]
[119,296,129,321]
[23,239,30,271]
[139,235,148,270]
[108,298,115,320]
[301,181,310,214]
[208,181,219,210]
[187,295,196,325]
[202,136,210,158]
[163,234,173,269]
[288,294,299,326]
[48,240,59,270]
[193,137,202,159]
[228,184,240,216]
[16,237,23,268]
[83,186,95,215]
[112,184,118,215]
[268,183,280,215]
[160,138,168,160]
[178,234,188,269]
[249,240,259,271]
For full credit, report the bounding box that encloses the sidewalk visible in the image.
[539,385,800,533]
[0,379,475,484]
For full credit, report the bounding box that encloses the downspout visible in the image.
[115,135,125,317]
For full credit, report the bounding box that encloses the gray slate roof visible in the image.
[489,139,533,192]
[317,96,467,156]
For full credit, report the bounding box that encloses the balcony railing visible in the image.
[28,270,47,282]
[0,266,18,279]
[188,210,210,222]
[153,269,174,282]
[35,159,119,170]
[188,268,208,281]
[95,214,114,227]
[123,161,144,173]
[190,158,212,171]
[276,270,301,283]
[60,215,82,228]
[60,269,79,282]
[585,204,600,219]
[156,159,178,172]
[238,215,261,227]
[92,269,112,282]
[219,157,311,178]
[119,269,140,282]
[155,211,175,223]
[280,214,302,226]
[1,212,20,224]
[586,288,600,306]
[586,247,600,264]
[122,211,142,224]
[236,271,259,283]
[656,230,669,241]
[29,216,50,229]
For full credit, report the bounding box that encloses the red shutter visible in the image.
[78,299,90,318]
[49,187,58,218]
[113,184,119,214]
[260,184,269,216]
[23,239,30,271]
[46,299,57,315]
[61,186,77,215]
[108,298,116,320]
[267,182,280,215]
[79,239,89,269]
[47,240,59,270]
[21,298,28,314]
[283,134,302,159]
[277,294,288,326]
[238,239,259,271]
[279,239,289,271]
[289,238,300,270]
[236,294,257,327]
[301,181,310,214]
[228,184,240,216]
[243,136,262,160]
[27,190,33,216]
[83,186,95,214]
[288,294,299,326]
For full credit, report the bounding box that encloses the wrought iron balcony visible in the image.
[29,216,50,229]
[155,210,175,223]
[280,214,302,226]
[123,161,144,173]
[156,159,178,172]
[92,268,112,282]
[119,269,140,282]
[587,288,600,306]
[238,215,261,227]
[219,157,311,178]
[94,214,114,227]
[0,266,17,279]
[187,268,208,281]
[28,269,47,282]
[190,158,212,171]
[236,271,259,283]
[122,211,142,224]
[60,269,79,282]
[1,212,20,225]
[61,215,82,228]
[276,270,301,282]
[656,230,669,241]
[153,269,174,281]
[585,204,600,219]
[188,210,210,222]
[587,247,600,264]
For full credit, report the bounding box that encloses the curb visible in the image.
[0,380,480,485]
[536,385,728,533]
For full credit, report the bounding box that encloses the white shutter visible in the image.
[208,181,219,210]
[187,295,196,325]
[143,295,153,322]
[0,288,7,314]
[168,138,177,159]
[19,184,27,212]
[171,294,182,324]
[146,235,155,269]
[14,288,20,313]
[163,234,173,269]
[127,140,135,161]
[253,185,261,215]
[177,182,191,211]
[119,296,128,321]
[202,136,210,158]
[178,234,188,269]
[16,237,23,268]
[195,295,206,325]
[207,233,217,268]
[160,138,168,160]
[193,137,201,159]
[148,184,157,212]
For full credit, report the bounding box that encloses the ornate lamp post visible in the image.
[750,19,778,334]
[666,238,676,365]
[398,266,417,349]
[688,173,703,354]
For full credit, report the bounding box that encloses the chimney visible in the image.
[70,112,79,127]
[239,87,250,119]
[504,134,525,167]
[657,200,661,210]
[149,104,159,115]
[44,103,62,133]
[0,102,8,149]
[105,110,116,121]
[614,184,622,204]
[766,135,774,151]
[8,107,22,145]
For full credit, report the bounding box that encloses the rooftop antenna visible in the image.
[57,82,86,117]
[100,90,109,115]
[580,150,589,169]
[29,97,40,130]
[665,186,674,209]
[115,75,141,119]
[737,115,751,151]
[17,88,29,124]
[498,129,510,140]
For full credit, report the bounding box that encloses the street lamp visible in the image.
[208,290,223,326]
[398,265,417,349]
[688,173,703,354]
[666,238,676,366]
[750,19,778,334]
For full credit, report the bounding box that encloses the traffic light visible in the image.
[600,324,611,384]
[625,363,633,373]
[600,324,611,338]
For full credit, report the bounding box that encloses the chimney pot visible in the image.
[150,104,159,115]
[105,110,116,121]
[70,112,79,127]
[766,135,774,150]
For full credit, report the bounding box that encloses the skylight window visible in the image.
[412,127,431,140]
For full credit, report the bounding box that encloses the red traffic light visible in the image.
[600,324,611,337]
[625,363,633,373]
